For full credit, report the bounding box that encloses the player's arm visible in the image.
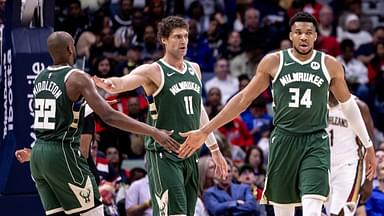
[191,62,228,178]
[327,55,376,180]
[179,53,273,153]
[92,64,154,94]
[356,99,374,202]
[67,71,180,153]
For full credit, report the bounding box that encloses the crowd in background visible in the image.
[11,0,384,215]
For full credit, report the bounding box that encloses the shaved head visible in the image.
[47,31,76,65]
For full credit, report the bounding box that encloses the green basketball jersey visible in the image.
[145,59,202,153]
[33,65,86,143]
[272,49,330,134]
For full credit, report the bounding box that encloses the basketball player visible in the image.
[30,31,180,216]
[178,12,376,216]
[93,16,228,216]
[325,92,374,216]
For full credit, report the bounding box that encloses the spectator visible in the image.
[106,146,129,183]
[367,41,384,84]
[338,0,373,33]
[99,181,119,216]
[204,87,224,120]
[205,58,239,104]
[203,159,263,216]
[56,0,90,40]
[221,30,243,60]
[242,99,272,143]
[195,156,214,216]
[318,5,337,37]
[230,42,264,78]
[112,0,133,30]
[114,8,145,49]
[337,39,370,101]
[91,57,114,98]
[186,1,207,34]
[365,167,384,215]
[337,13,372,49]
[198,156,216,197]
[218,116,254,149]
[145,0,165,27]
[244,146,266,188]
[316,5,340,57]
[186,19,215,72]
[125,175,152,216]
[356,26,384,64]
[237,164,263,201]
[89,27,128,65]
[91,141,117,182]
[114,45,143,76]
[139,24,162,61]
[240,8,268,53]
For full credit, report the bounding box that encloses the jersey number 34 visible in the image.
[288,88,312,108]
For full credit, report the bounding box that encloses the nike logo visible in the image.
[284,62,295,66]
[166,72,175,77]
[322,135,328,139]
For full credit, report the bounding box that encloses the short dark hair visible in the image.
[340,39,355,51]
[373,25,384,34]
[157,16,188,42]
[289,12,318,30]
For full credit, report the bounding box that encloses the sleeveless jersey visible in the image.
[145,59,201,152]
[327,97,362,165]
[272,49,330,134]
[33,65,86,144]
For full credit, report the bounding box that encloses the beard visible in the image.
[293,45,313,55]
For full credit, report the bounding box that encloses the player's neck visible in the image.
[162,55,184,71]
[291,48,314,62]
[52,58,71,67]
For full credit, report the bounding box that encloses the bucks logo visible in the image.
[155,190,168,216]
[68,176,94,209]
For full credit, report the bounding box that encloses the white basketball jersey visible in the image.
[327,103,360,166]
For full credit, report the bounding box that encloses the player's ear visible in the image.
[289,32,293,41]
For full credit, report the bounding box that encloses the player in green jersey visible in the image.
[179,12,377,216]
[93,16,228,216]
[29,31,180,216]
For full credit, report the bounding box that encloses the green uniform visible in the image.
[30,65,100,215]
[262,49,331,205]
[145,59,201,216]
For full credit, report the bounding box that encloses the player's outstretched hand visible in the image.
[153,130,180,153]
[211,150,228,180]
[92,76,116,93]
[365,146,377,181]
[178,130,208,158]
[15,148,32,163]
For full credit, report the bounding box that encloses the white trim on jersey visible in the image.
[153,62,165,97]
[301,194,328,202]
[46,207,64,215]
[321,53,331,84]
[159,58,187,74]
[287,48,317,65]
[272,50,284,84]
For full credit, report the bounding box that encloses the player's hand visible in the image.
[15,148,32,163]
[365,146,376,181]
[178,129,208,158]
[359,179,373,203]
[92,76,116,93]
[153,130,180,153]
[211,150,228,180]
